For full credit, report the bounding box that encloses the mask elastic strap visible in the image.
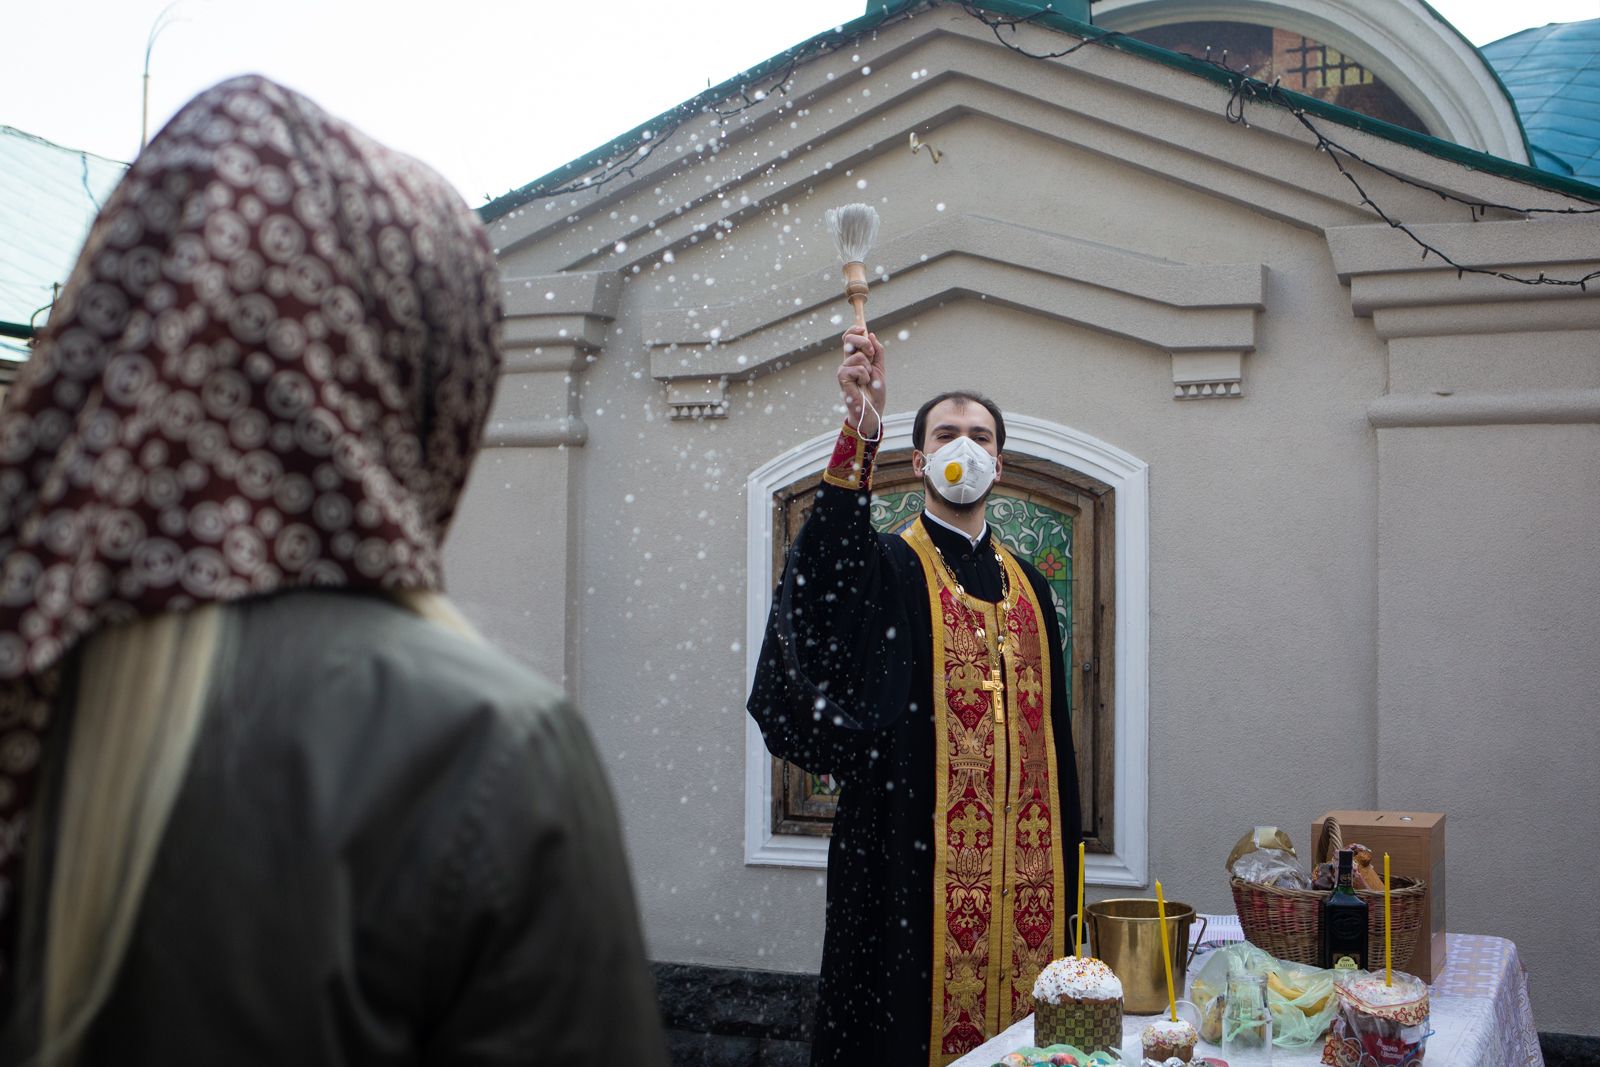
[854,392,883,444]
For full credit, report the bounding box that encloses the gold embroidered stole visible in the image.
[901,520,1068,1066]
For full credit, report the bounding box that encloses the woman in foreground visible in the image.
[0,75,665,1066]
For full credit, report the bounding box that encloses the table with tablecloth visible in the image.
[950,919,1543,1067]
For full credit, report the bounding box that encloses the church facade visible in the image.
[458,0,1600,1043]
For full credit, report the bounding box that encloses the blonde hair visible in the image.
[388,588,480,642]
[32,588,474,1065]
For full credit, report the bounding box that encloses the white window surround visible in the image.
[743,412,1151,887]
[1091,0,1528,165]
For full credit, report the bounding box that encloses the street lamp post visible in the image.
[141,2,183,151]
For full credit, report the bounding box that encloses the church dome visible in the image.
[1481,19,1600,181]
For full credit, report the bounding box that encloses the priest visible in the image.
[748,326,1083,1067]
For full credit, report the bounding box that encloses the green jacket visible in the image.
[8,590,666,1065]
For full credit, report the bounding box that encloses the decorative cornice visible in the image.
[647,214,1264,406]
[1370,302,1600,340]
[499,270,621,372]
[508,70,1362,278]
[1174,380,1242,400]
[1368,389,1600,428]
[481,416,589,448]
[647,215,1264,347]
[487,271,619,450]
[1327,218,1600,281]
[502,269,621,319]
[1171,350,1244,400]
[1323,219,1600,337]
[666,378,730,421]
[487,14,1580,280]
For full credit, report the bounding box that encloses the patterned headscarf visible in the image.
[0,75,502,979]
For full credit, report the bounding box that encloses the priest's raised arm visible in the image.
[747,327,911,778]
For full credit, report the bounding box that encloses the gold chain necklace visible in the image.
[923,524,1014,648]
[921,521,1015,725]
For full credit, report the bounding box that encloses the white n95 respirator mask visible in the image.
[922,436,997,505]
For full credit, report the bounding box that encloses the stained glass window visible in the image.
[770,453,1115,853]
[1127,20,1429,133]
[872,488,1074,670]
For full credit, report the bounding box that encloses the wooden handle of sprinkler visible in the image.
[843,260,869,331]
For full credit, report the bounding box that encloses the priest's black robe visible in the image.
[748,473,1083,1067]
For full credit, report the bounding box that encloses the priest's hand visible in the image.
[837,325,885,439]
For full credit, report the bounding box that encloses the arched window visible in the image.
[1126,20,1428,133]
[745,412,1149,886]
[767,452,1117,858]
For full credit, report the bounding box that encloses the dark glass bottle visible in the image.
[1321,848,1369,969]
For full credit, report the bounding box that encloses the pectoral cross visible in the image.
[981,665,1005,725]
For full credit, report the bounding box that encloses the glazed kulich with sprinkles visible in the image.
[1030,957,1124,1054]
[1140,1016,1198,1064]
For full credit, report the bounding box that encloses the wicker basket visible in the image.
[1230,818,1427,968]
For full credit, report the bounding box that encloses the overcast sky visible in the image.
[6,0,1596,205]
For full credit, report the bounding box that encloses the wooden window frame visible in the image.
[767,450,1118,856]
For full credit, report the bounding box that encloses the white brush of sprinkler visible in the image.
[824,203,881,331]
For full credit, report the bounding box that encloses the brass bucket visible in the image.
[1072,898,1207,1014]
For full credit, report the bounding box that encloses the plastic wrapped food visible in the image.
[1190,942,1339,1048]
[1225,826,1298,870]
[1321,971,1429,1067]
[1229,848,1313,890]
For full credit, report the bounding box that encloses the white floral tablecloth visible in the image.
[950,925,1543,1067]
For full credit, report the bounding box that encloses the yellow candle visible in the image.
[1384,853,1393,987]
[1076,841,1086,958]
[1155,880,1177,1022]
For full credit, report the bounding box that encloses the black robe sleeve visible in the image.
[747,428,914,779]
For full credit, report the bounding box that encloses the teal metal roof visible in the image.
[481,0,1600,222]
[1482,19,1600,182]
[0,127,127,360]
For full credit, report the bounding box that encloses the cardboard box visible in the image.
[1312,811,1446,983]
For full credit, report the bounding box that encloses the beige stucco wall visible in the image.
[447,445,576,685]
[1375,421,1600,1033]
[457,10,1600,1036]
[1372,329,1600,1036]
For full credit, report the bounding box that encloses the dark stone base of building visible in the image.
[653,962,818,1067]
[653,961,1600,1067]
[1541,1031,1600,1067]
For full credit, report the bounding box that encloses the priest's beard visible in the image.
[921,474,994,518]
